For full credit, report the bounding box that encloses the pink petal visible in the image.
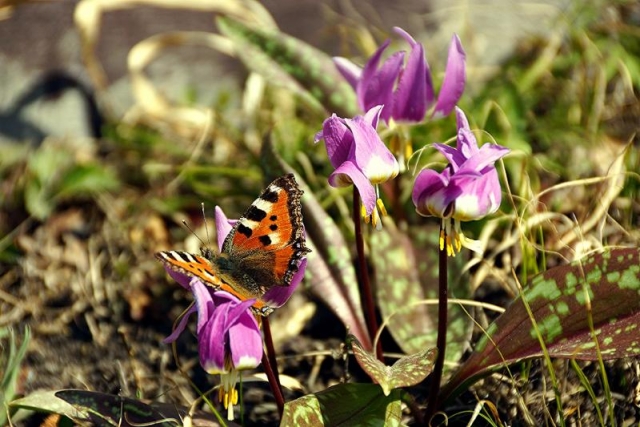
[392,38,427,122]
[317,114,353,169]
[214,206,233,251]
[228,312,263,370]
[432,34,466,119]
[163,305,197,344]
[329,161,377,215]
[359,52,404,121]
[333,57,362,89]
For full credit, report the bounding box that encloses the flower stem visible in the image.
[425,224,448,421]
[353,189,383,361]
[262,318,284,417]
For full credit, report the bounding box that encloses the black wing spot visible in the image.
[262,189,279,203]
[269,224,278,231]
[245,206,267,222]
[237,223,253,238]
[270,215,277,221]
[259,235,272,246]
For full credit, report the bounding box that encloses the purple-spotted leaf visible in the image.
[216,17,358,117]
[349,334,438,396]
[261,137,371,349]
[370,219,472,367]
[443,247,640,402]
[281,383,403,427]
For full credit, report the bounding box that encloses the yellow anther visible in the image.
[404,141,413,161]
[376,198,388,217]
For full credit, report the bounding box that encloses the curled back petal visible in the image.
[318,114,353,168]
[433,142,466,171]
[432,34,466,119]
[359,52,404,122]
[362,104,383,129]
[164,266,192,289]
[458,143,510,174]
[190,278,215,335]
[163,304,197,344]
[454,107,479,158]
[333,57,362,89]
[392,38,427,122]
[329,161,377,215]
[214,206,233,250]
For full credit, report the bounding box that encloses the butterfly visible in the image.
[156,174,310,316]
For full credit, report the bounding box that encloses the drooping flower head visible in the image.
[162,207,307,420]
[334,28,466,124]
[412,107,510,256]
[315,105,399,228]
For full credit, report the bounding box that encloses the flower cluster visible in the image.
[412,107,510,255]
[334,28,466,124]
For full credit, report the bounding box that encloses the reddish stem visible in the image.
[262,317,284,417]
[353,189,384,361]
[425,225,448,420]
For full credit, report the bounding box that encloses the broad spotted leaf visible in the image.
[349,335,437,396]
[370,219,472,367]
[281,383,403,427]
[443,247,640,402]
[216,17,358,117]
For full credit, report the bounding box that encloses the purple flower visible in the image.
[412,107,509,255]
[315,105,399,228]
[163,279,261,419]
[162,206,307,419]
[334,28,466,124]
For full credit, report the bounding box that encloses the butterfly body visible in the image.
[156,174,309,316]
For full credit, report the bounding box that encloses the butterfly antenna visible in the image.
[201,203,212,247]
[181,220,207,248]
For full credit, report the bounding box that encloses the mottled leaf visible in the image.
[281,383,404,427]
[216,17,358,117]
[443,247,640,402]
[261,137,371,349]
[371,219,472,366]
[348,334,437,396]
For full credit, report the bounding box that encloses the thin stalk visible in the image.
[425,225,448,420]
[262,318,284,417]
[353,189,384,361]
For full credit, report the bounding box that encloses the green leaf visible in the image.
[442,247,640,402]
[23,178,50,220]
[281,383,404,427]
[57,164,120,197]
[348,335,437,396]
[370,219,472,366]
[0,327,31,426]
[217,17,358,117]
